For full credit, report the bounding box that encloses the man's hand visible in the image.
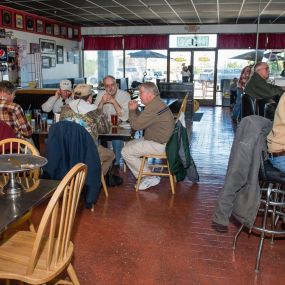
[101,94,113,104]
[129,100,138,111]
[55,89,61,98]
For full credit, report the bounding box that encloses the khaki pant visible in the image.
[98,145,115,176]
[121,138,166,178]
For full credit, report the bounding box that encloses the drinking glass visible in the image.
[111,114,118,126]
[41,113,48,132]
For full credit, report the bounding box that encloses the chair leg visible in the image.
[232,224,244,250]
[28,217,36,233]
[67,264,80,285]
[167,160,175,195]
[255,183,272,273]
[136,157,146,192]
[101,172,108,197]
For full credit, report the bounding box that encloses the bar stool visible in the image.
[233,152,285,272]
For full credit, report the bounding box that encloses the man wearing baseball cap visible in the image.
[42,79,73,114]
[60,84,122,186]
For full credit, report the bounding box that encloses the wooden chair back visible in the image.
[26,163,87,275]
[0,138,40,189]
[176,94,189,122]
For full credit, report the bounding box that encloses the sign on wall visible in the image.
[176,36,209,48]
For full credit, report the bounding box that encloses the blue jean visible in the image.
[112,140,124,166]
[269,155,285,173]
[232,88,243,120]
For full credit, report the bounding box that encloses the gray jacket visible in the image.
[213,115,272,227]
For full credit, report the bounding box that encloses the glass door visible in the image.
[192,50,216,103]
[169,51,192,83]
[169,50,216,105]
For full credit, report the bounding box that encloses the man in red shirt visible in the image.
[0,81,32,138]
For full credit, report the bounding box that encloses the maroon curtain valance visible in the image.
[124,35,168,50]
[218,34,257,49]
[266,34,285,49]
[83,36,123,50]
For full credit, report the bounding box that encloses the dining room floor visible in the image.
[27,106,285,285]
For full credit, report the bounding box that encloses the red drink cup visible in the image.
[111,114,118,126]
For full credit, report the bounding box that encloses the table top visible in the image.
[0,179,59,232]
[0,154,48,173]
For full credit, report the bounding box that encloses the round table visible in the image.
[0,154,47,196]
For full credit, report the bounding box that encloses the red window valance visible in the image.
[217,33,285,50]
[266,34,285,49]
[83,36,123,50]
[217,34,257,49]
[124,35,168,50]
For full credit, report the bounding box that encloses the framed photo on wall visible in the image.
[56,45,64,64]
[68,27,73,39]
[53,24,60,36]
[42,56,51,68]
[60,26,67,37]
[30,43,40,54]
[45,22,53,35]
[26,16,34,31]
[36,19,44,33]
[51,57,56,67]
[2,10,12,27]
[15,14,23,29]
[73,28,79,37]
[39,39,56,54]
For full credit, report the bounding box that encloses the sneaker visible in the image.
[138,176,161,190]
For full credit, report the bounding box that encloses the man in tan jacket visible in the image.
[121,82,174,190]
[267,92,285,172]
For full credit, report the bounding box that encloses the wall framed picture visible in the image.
[51,57,56,67]
[60,26,67,37]
[2,10,12,27]
[45,22,53,35]
[39,39,56,54]
[56,45,64,64]
[36,19,44,33]
[73,28,79,37]
[26,16,34,31]
[68,27,73,39]
[15,14,23,29]
[30,43,40,54]
[42,56,51,68]
[53,24,60,36]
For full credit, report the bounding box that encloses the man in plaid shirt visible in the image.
[0,81,32,138]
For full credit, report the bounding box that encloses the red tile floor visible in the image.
[30,106,285,285]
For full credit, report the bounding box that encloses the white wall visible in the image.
[2,29,80,86]
[82,24,285,35]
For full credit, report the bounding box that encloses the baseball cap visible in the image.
[74,84,94,98]
[60,80,72,91]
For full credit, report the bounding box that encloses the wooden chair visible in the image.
[0,138,40,233]
[134,94,189,194]
[174,94,189,121]
[135,154,176,194]
[0,163,87,284]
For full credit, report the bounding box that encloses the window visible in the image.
[84,50,123,87]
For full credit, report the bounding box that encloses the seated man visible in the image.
[60,84,122,185]
[95,75,131,173]
[245,62,285,100]
[42,79,73,114]
[121,82,175,190]
[267,92,285,172]
[0,80,32,139]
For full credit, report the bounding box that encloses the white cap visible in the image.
[60,80,72,91]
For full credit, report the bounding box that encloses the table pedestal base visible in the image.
[3,173,24,196]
